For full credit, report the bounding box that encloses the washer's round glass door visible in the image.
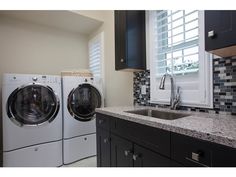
[7,84,60,127]
[67,83,101,121]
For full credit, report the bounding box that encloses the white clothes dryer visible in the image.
[62,76,103,164]
[2,73,63,167]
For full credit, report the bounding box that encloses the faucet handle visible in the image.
[176,86,180,98]
[173,86,181,109]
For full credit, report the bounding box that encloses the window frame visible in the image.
[147,10,213,108]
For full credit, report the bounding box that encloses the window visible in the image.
[89,32,104,78]
[148,10,213,108]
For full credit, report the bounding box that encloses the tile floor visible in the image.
[63,156,97,167]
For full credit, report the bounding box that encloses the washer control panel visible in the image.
[38,75,59,84]
[5,74,60,84]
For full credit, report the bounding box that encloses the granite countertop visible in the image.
[96,106,236,148]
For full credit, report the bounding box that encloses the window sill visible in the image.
[150,99,213,109]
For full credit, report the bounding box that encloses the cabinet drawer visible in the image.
[111,118,171,157]
[171,133,212,167]
[96,113,110,130]
[133,144,171,167]
[212,143,236,167]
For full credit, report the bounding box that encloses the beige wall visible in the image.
[78,10,134,107]
[0,16,88,77]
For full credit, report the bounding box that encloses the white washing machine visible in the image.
[2,73,63,167]
[62,76,103,165]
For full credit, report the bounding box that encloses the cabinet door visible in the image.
[115,10,146,71]
[111,117,171,157]
[212,144,236,167]
[171,133,212,167]
[96,113,110,131]
[126,11,146,70]
[96,128,111,167]
[115,11,127,70]
[111,134,133,167]
[133,144,171,167]
[205,10,236,51]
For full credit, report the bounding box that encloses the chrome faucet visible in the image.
[159,73,181,110]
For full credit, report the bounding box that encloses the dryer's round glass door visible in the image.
[7,84,60,126]
[67,83,101,121]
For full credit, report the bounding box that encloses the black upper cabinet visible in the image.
[205,10,236,57]
[115,10,146,71]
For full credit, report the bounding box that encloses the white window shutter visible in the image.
[154,10,200,76]
[148,11,213,108]
[89,32,104,78]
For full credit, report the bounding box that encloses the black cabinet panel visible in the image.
[205,10,236,57]
[133,144,171,167]
[212,143,236,167]
[96,128,111,167]
[171,132,236,167]
[170,160,183,167]
[115,11,127,70]
[111,134,133,167]
[115,10,146,71]
[111,117,171,157]
[171,133,212,167]
[96,113,110,131]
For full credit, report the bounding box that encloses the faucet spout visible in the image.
[159,74,166,90]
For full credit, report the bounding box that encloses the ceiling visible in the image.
[0,11,103,35]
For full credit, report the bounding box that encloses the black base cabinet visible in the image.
[172,132,236,167]
[96,113,180,167]
[110,134,171,167]
[96,128,111,167]
[96,113,236,167]
[133,144,171,167]
[171,133,212,167]
[212,143,236,167]
[111,134,133,167]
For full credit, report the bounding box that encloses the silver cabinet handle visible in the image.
[98,119,104,124]
[124,150,132,156]
[103,138,109,144]
[191,152,200,162]
[208,30,215,38]
[133,154,140,161]
[120,58,124,63]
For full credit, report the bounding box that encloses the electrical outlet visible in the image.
[141,85,146,95]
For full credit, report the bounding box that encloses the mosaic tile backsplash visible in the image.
[133,57,236,115]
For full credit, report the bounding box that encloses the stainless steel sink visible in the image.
[125,109,189,120]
